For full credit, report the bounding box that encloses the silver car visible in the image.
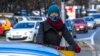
[83,16,97,29]
[89,13,100,26]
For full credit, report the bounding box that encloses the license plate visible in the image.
[13,35,21,38]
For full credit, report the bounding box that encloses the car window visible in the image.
[13,22,35,29]
[15,17,24,21]
[7,17,17,25]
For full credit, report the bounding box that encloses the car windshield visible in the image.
[13,22,35,29]
[0,18,6,24]
[73,19,85,23]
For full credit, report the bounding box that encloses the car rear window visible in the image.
[73,19,85,23]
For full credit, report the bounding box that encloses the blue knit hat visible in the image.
[48,5,60,16]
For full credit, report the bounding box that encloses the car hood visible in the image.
[8,29,35,35]
[0,43,61,56]
[9,28,34,33]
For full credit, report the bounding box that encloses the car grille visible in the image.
[8,37,27,40]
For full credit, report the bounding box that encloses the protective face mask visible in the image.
[50,16,58,21]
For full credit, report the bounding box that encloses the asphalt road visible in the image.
[0,27,100,56]
[76,27,100,56]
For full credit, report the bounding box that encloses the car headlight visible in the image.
[6,32,11,36]
[80,26,84,28]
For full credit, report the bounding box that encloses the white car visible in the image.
[6,21,42,42]
[89,13,100,26]
[83,16,97,29]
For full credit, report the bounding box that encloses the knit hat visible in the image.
[48,5,60,16]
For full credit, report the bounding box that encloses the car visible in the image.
[0,43,74,56]
[0,16,14,35]
[65,19,77,38]
[6,21,42,42]
[89,13,100,26]
[0,43,63,56]
[73,18,88,33]
[83,16,97,29]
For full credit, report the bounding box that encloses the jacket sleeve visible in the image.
[36,22,44,44]
[62,24,77,46]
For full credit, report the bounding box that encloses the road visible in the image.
[0,27,100,56]
[76,27,100,56]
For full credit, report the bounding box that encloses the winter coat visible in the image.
[36,20,77,46]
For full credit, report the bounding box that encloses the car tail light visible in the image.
[79,26,84,28]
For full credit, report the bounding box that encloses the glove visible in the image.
[74,45,81,53]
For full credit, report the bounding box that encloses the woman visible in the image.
[36,4,81,53]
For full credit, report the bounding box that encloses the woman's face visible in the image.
[49,13,59,21]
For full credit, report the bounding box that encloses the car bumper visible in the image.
[6,35,33,42]
[76,28,87,31]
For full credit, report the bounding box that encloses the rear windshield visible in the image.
[73,19,85,23]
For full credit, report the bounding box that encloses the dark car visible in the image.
[73,18,88,33]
